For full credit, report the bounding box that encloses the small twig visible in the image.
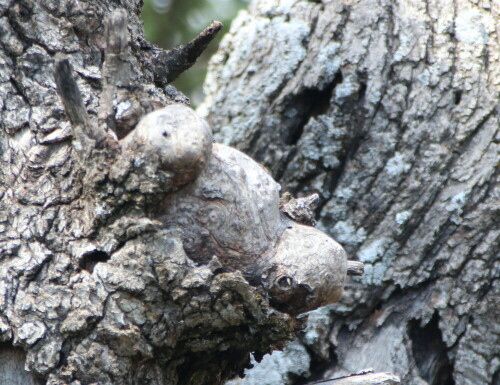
[307,371,400,385]
[152,21,223,85]
[99,9,130,130]
[347,261,364,276]
[310,369,374,384]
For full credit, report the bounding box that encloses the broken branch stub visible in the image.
[279,192,319,226]
[53,55,100,156]
[151,21,224,85]
[53,56,90,130]
[347,261,365,276]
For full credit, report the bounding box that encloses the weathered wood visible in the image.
[279,192,319,226]
[316,372,401,385]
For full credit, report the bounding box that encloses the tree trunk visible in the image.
[199,1,499,385]
[0,2,307,385]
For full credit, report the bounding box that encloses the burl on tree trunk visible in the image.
[0,5,365,385]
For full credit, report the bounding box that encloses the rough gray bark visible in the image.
[199,0,499,384]
[0,2,312,385]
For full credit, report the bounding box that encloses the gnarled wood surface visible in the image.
[0,2,314,385]
[200,0,499,384]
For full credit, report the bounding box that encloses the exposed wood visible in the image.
[310,370,400,385]
[316,372,400,385]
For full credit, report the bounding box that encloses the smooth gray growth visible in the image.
[122,105,214,187]
[156,137,349,315]
[200,0,499,384]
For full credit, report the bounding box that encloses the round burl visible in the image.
[121,104,213,186]
[157,140,348,315]
[158,143,285,270]
[263,225,347,315]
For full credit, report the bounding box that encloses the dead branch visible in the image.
[151,21,223,85]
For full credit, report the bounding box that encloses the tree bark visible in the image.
[0,2,304,385]
[199,1,499,385]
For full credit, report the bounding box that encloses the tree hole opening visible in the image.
[282,71,342,146]
[79,250,110,273]
[408,312,455,385]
